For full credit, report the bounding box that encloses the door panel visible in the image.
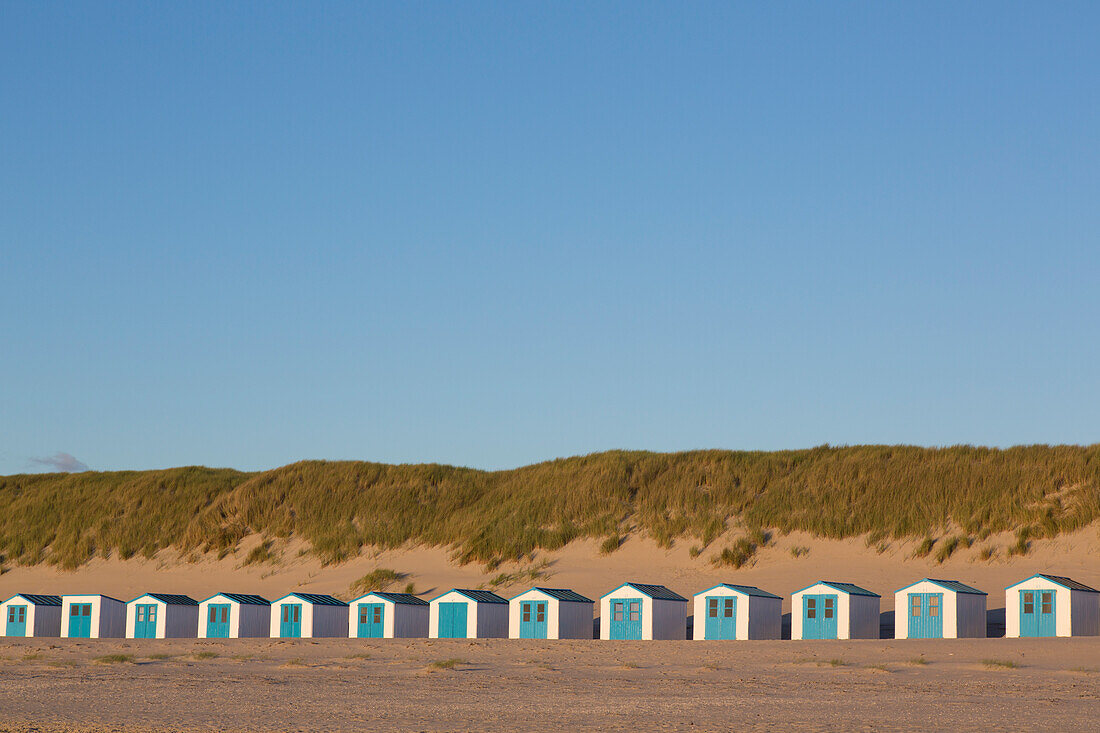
[207,604,230,638]
[519,601,548,639]
[1038,591,1056,636]
[803,595,838,639]
[1020,590,1056,637]
[907,593,943,638]
[134,604,158,638]
[6,605,27,636]
[703,596,737,640]
[69,604,92,638]
[609,598,643,640]
[438,602,467,638]
[279,604,302,637]
[358,603,385,638]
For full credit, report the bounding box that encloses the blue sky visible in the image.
[2,2,1099,474]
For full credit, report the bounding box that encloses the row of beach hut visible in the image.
[2,575,1096,641]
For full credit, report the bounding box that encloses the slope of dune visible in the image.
[2,525,1097,622]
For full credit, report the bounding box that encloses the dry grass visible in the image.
[430,658,467,670]
[3,446,1099,568]
[599,534,623,555]
[983,658,1021,669]
[349,568,407,595]
[93,654,133,664]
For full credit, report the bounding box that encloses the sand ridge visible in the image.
[2,525,1097,615]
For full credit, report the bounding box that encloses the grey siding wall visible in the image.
[33,605,62,637]
[957,593,987,638]
[475,603,509,638]
[239,603,271,638]
[99,598,126,638]
[650,599,688,640]
[311,604,350,638]
[746,596,782,640]
[1071,591,1100,636]
[393,605,429,638]
[848,596,880,639]
[165,605,199,638]
[557,601,595,639]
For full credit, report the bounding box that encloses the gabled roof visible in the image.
[202,593,270,606]
[795,581,880,597]
[1007,574,1100,593]
[602,583,688,602]
[896,579,986,595]
[512,587,594,603]
[4,594,62,606]
[696,584,782,600]
[356,592,429,606]
[62,594,124,604]
[274,592,347,606]
[430,589,509,604]
[132,593,199,606]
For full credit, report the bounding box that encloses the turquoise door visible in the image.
[358,603,385,638]
[1020,590,1056,637]
[609,598,643,640]
[802,594,838,639]
[704,596,737,640]
[6,605,27,636]
[907,593,943,639]
[438,602,467,638]
[519,601,548,639]
[134,603,158,638]
[280,603,302,637]
[69,603,92,638]
[207,604,230,638]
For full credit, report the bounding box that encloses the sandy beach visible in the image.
[1,636,1098,731]
[2,528,1099,730]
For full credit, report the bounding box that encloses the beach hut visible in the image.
[198,593,271,638]
[508,587,595,639]
[60,595,126,638]
[1,594,62,637]
[791,581,880,640]
[125,593,200,639]
[429,589,509,639]
[349,592,429,638]
[600,583,688,640]
[1005,574,1100,638]
[269,592,348,638]
[893,579,987,639]
[692,584,782,640]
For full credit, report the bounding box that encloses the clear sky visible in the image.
[2,2,1099,474]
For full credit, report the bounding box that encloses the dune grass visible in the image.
[983,658,1021,669]
[1,446,1099,569]
[348,568,407,595]
[94,654,133,664]
[430,658,467,669]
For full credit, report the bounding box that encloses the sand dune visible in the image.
[2,525,1097,617]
